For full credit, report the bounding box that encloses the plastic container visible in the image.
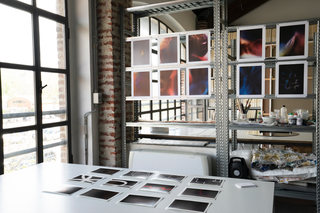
[280,105,288,122]
[297,117,303,126]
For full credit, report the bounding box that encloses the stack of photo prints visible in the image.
[131,20,310,100]
[42,167,225,212]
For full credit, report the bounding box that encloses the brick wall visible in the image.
[96,0,132,167]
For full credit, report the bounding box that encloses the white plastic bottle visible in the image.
[280,105,288,122]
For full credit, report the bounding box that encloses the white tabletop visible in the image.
[0,163,274,213]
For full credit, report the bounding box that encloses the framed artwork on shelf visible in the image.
[131,70,152,99]
[186,30,211,64]
[237,25,265,62]
[158,34,180,66]
[158,68,180,99]
[236,63,265,98]
[275,61,308,98]
[131,38,151,67]
[186,66,211,98]
[276,21,309,60]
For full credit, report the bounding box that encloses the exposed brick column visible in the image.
[96,0,132,167]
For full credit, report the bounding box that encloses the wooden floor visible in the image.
[274,197,317,213]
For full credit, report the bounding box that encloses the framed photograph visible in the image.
[103,179,140,189]
[236,63,265,98]
[186,31,211,64]
[275,61,308,98]
[119,194,162,208]
[187,66,211,98]
[79,189,120,201]
[139,183,176,194]
[276,21,309,60]
[131,70,152,99]
[158,34,180,66]
[180,188,220,199]
[90,168,121,175]
[122,171,154,180]
[189,177,224,187]
[167,199,211,213]
[43,185,84,196]
[158,68,180,99]
[152,174,186,183]
[131,38,151,67]
[69,175,104,184]
[237,25,265,61]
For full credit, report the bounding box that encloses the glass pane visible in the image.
[169,110,175,120]
[17,0,32,4]
[161,111,168,121]
[0,4,33,65]
[176,109,181,120]
[153,100,159,110]
[168,28,173,33]
[44,145,67,163]
[2,69,35,129]
[43,126,67,146]
[4,152,36,174]
[151,18,158,35]
[139,17,149,36]
[161,100,167,109]
[160,22,166,34]
[39,17,66,69]
[176,100,180,107]
[42,72,67,124]
[37,0,65,16]
[152,112,159,121]
[141,113,150,121]
[141,100,150,112]
[3,131,36,155]
[169,100,175,108]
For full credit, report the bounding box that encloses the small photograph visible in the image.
[276,21,309,59]
[43,185,84,196]
[119,194,162,208]
[152,174,186,183]
[122,171,154,180]
[158,68,180,99]
[167,199,210,213]
[158,34,180,66]
[131,70,152,99]
[276,61,308,98]
[90,168,121,175]
[79,189,120,201]
[69,175,104,184]
[139,183,176,194]
[237,63,265,98]
[180,188,220,199]
[187,66,211,98]
[190,177,224,187]
[131,38,151,67]
[237,25,265,61]
[103,179,140,189]
[187,31,211,64]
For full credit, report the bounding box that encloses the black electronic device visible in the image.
[228,157,249,179]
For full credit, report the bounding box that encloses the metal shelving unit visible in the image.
[120,0,320,210]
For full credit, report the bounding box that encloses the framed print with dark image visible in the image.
[122,171,154,180]
[180,188,220,199]
[90,168,121,175]
[119,194,162,208]
[275,61,308,98]
[237,63,265,98]
[158,68,180,99]
[131,70,152,99]
[186,31,211,64]
[158,34,180,66]
[190,177,224,187]
[139,183,176,194]
[237,25,265,62]
[152,174,186,183]
[43,185,84,196]
[69,175,104,184]
[187,66,211,98]
[167,199,211,213]
[103,179,140,189]
[276,21,309,60]
[79,189,120,201]
[131,38,151,67]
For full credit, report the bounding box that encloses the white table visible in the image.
[0,163,274,213]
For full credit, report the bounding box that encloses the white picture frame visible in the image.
[131,70,152,99]
[275,61,308,98]
[237,25,266,62]
[186,30,211,64]
[276,21,309,60]
[158,34,180,66]
[236,63,265,98]
[158,68,180,99]
[186,66,211,98]
[131,38,151,67]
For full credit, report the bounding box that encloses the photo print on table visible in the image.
[275,61,308,98]
[103,179,140,189]
[236,63,265,98]
[122,171,154,180]
[167,199,211,213]
[69,175,104,184]
[79,189,120,201]
[158,34,180,66]
[276,21,309,60]
[131,70,152,99]
[186,31,211,64]
[158,68,180,99]
[237,25,265,61]
[153,174,186,183]
[131,38,151,67]
[190,177,224,187]
[180,188,220,199]
[187,66,211,98]
[90,168,121,175]
[119,194,162,208]
[139,183,176,194]
[43,185,84,196]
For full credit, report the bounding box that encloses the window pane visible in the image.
[141,113,150,121]
[169,110,175,120]
[4,152,36,174]
[176,109,181,120]
[44,145,67,163]
[42,72,67,124]
[161,100,167,109]
[3,131,36,155]
[17,0,32,4]
[37,0,65,16]
[153,100,159,110]
[176,100,180,107]
[43,126,67,146]
[151,18,158,35]
[161,111,167,121]
[141,100,150,112]
[160,22,166,34]
[2,69,35,129]
[169,100,175,108]
[168,28,173,33]
[0,4,33,65]
[152,112,160,121]
[39,17,66,69]
[139,17,149,36]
